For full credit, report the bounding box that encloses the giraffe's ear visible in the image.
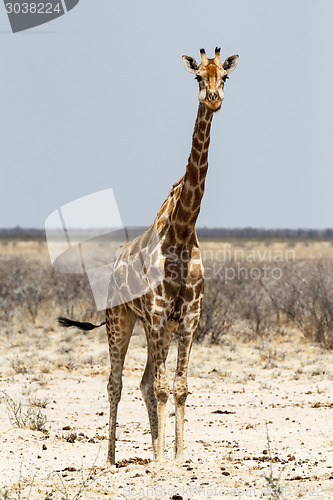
[182,55,200,74]
[222,55,239,73]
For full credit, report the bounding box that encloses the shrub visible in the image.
[197,258,333,348]
[0,256,96,326]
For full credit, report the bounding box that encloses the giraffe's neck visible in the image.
[152,103,214,244]
[172,103,213,239]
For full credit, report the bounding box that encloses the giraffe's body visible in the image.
[59,47,239,464]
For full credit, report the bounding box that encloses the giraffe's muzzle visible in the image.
[205,91,222,111]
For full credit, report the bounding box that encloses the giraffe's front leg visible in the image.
[140,358,169,461]
[140,349,158,459]
[155,362,170,461]
[141,357,170,462]
[155,319,178,461]
[173,314,199,464]
[173,339,191,464]
[141,319,177,461]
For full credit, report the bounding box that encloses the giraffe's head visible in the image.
[182,47,239,112]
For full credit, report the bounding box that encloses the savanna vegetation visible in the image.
[1,238,333,348]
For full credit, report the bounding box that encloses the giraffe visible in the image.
[58,47,239,464]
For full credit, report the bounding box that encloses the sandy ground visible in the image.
[1,321,333,499]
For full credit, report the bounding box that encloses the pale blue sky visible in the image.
[1,0,333,229]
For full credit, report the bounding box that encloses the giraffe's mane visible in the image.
[157,175,185,215]
[153,175,185,230]
[171,176,185,190]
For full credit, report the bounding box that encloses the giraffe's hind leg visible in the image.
[106,304,136,464]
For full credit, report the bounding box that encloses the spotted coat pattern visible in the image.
[105,48,239,464]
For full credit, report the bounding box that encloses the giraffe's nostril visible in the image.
[208,92,219,102]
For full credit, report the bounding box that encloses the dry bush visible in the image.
[197,258,333,348]
[262,259,333,346]
[0,256,96,328]
[197,261,275,343]
[2,253,333,348]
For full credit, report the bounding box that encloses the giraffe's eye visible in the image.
[195,75,202,82]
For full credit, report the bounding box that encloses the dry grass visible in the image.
[2,238,333,348]
[2,238,333,263]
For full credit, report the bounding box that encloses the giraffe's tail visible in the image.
[58,316,106,331]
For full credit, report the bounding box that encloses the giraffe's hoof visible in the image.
[174,455,185,465]
[106,456,116,466]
